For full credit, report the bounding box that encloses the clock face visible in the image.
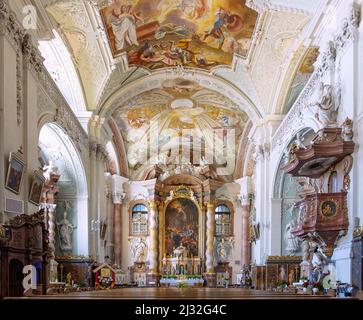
[320,200,337,218]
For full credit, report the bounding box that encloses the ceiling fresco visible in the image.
[100,0,259,70]
[112,78,249,170]
[283,46,319,112]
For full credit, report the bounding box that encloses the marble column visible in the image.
[235,176,254,267]
[113,203,122,267]
[240,197,251,267]
[148,200,159,276]
[88,116,105,260]
[40,168,60,284]
[47,204,57,261]
[48,205,59,283]
[110,175,128,268]
[205,201,215,273]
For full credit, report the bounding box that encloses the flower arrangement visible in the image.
[312,282,324,291]
[187,274,202,279]
[301,281,323,291]
[277,280,288,288]
[178,282,187,288]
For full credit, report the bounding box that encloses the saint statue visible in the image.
[66,272,72,286]
[284,220,299,254]
[312,246,327,267]
[241,264,252,287]
[56,211,76,253]
[311,82,339,127]
[279,266,287,282]
[216,238,228,262]
[288,269,295,286]
[132,238,147,263]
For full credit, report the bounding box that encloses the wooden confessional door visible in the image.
[8,259,23,297]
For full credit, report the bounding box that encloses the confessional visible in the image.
[0,210,49,297]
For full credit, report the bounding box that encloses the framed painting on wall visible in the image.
[5,151,25,195]
[29,170,45,205]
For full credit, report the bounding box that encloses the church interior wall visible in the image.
[1,0,363,296]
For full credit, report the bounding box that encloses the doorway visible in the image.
[8,259,23,297]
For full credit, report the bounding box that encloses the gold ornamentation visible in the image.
[205,201,215,209]
[168,185,195,200]
[353,226,363,237]
[55,254,94,261]
[320,199,339,218]
[266,256,302,262]
[148,200,158,209]
[0,225,5,238]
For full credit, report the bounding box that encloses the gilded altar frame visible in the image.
[158,185,204,271]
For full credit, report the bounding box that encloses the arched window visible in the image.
[328,171,338,193]
[215,204,231,236]
[131,204,148,236]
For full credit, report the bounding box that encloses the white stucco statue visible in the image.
[132,238,147,263]
[312,82,339,127]
[56,211,76,252]
[216,238,233,263]
[312,246,328,270]
[310,245,328,282]
[43,160,60,180]
[217,239,227,262]
[285,220,299,254]
[294,132,306,150]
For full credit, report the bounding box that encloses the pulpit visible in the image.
[292,192,348,256]
[281,127,354,178]
[282,125,354,258]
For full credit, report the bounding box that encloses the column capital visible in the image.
[237,194,251,207]
[110,175,129,204]
[204,200,215,209]
[112,192,126,204]
[148,200,158,209]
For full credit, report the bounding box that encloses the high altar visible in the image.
[107,171,252,288]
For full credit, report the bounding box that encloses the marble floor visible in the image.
[6,287,354,300]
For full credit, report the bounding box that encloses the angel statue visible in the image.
[43,160,60,180]
[294,132,307,150]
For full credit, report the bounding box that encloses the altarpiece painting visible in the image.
[165,198,199,257]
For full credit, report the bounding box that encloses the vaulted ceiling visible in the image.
[17,0,325,117]
[111,78,249,174]
[8,0,327,179]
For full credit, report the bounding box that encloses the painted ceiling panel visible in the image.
[99,0,258,70]
[112,78,249,173]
